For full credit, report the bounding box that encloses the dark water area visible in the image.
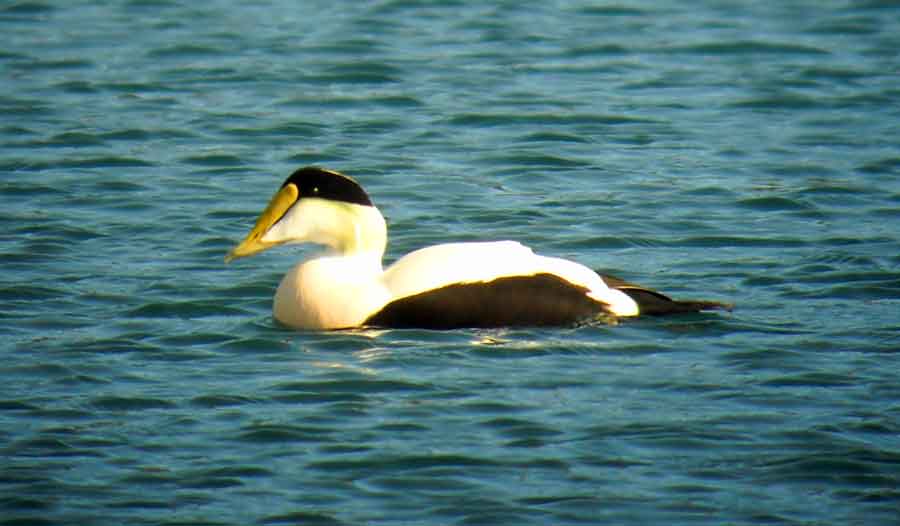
[2,1,899,524]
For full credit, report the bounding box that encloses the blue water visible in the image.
[3,1,900,524]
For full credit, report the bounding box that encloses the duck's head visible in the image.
[225,166,386,262]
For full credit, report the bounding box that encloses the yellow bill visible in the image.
[224,183,299,263]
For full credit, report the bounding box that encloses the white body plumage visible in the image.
[226,167,726,330]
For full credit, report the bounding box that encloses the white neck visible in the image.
[263,197,388,263]
[266,199,392,329]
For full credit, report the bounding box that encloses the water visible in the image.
[2,0,899,524]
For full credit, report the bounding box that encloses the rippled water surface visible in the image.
[3,1,900,524]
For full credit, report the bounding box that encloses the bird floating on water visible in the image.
[225,166,730,330]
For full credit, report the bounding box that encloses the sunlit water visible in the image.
[2,1,899,524]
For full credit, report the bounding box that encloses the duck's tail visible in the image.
[599,273,733,316]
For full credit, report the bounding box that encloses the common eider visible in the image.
[225,166,730,330]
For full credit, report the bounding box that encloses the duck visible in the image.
[225,166,730,330]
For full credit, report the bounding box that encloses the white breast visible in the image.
[274,254,390,329]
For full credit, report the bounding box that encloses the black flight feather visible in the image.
[599,273,733,315]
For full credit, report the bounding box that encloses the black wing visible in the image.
[364,273,609,329]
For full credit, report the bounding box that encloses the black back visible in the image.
[364,273,609,329]
[282,166,373,207]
